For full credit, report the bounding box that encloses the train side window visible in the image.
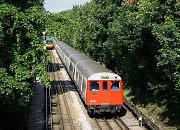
[73,68,75,78]
[70,63,73,71]
[82,80,86,97]
[90,81,99,91]
[76,71,79,83]
[111,81,120,90]
[79,75,82,88]
[83,80,86,88]
[103,81,107,91]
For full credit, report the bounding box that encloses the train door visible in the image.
[109,80,123,104]
[99,81,109,104]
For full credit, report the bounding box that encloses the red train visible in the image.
[45,36,54,50]
[55,41,123,114]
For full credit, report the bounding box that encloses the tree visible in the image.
[47,0,180,127]
[0,0,49,128]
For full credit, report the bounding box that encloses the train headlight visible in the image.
[90,100,96,103]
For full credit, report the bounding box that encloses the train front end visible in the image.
[45,39,53,50]
[86,73,123,114]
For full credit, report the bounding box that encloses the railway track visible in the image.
[123,99,161,130]
[45,47,161,130]
[115,117,130,130]
[93,117,130,130]
[46,64,52,130]
[46,51,75,130]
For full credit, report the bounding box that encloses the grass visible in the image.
[123,88,179,130]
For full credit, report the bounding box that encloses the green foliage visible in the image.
[152,16,180,91]
[151,16,180,122]
[47,0,180,127]
[0,0,50,128]
[0,69,31,107]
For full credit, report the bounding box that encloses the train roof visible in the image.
[56,41,121,80]
[45,36,53,41]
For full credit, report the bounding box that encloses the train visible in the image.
[45,36,54,50]
[55,40,123,114]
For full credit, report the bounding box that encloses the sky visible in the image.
[44,0,91,13]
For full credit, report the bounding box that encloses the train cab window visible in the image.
[46,40,52,44]
[111,81,120,90]
[103,81,107,91]
[90,81,99,91]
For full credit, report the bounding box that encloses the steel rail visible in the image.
[124,98,161,130]
[50,51,64,130]
[45,86,48,130]
[45,64,49,130]
[56,62,75,130]
[46,62,53,130]
[112,118,124,130]
[51,50,75,130]
[117,116,131,130]
[49,88,53,129]
[103,118,113,130]
[59,80,75,130]
[94,118,102,130]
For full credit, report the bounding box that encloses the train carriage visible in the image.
[45,36,54,50]
[55,41,123,114]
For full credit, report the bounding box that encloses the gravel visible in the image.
[69,90,93,130]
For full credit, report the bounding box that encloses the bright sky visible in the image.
[44,0,91,13]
